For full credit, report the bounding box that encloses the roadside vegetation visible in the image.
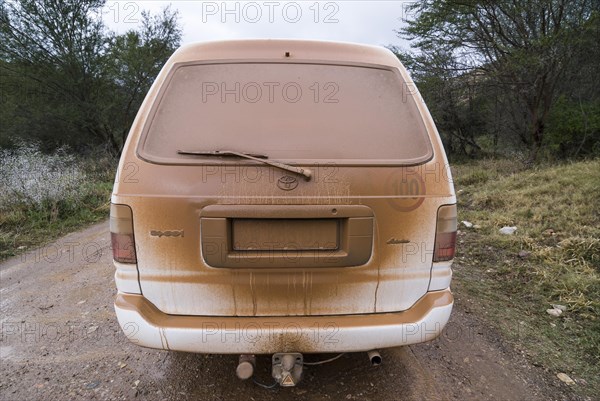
[0,143,115,260]
[0,0,179,260]
[0,1,181,154]
[452,158,600,397]
[393,1,599,162]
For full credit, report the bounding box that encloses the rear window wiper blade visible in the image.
[178,150,269,159]
[177,150,312,181]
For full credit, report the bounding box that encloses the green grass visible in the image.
[0,183,112,260]
[452,158,600,397]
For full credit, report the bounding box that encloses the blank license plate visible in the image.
[232,219,339,251]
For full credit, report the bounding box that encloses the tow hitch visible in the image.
[239,352,349,388]
[271,353,303,387]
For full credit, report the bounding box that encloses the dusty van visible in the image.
[110,39,457,386]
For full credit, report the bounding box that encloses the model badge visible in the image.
[277,175,298,191]
[150,230,184,238]
[387,238,410,245]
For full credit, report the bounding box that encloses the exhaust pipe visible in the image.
[367,350,382,366]
[236,354,256,380]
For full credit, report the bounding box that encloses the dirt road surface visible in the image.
[0,222,577,400]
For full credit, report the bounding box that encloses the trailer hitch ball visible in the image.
[272,353,303,387]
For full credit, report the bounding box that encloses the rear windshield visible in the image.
[138,62,433,165]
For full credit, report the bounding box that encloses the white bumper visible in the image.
[114,289,453,354]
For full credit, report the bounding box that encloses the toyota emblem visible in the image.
[277,175,299,191]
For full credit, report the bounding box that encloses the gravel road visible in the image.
[0,222,576,400]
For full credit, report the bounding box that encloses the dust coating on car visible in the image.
[110,39,457,386]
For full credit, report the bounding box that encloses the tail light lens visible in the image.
[110,204,137,264]
[433,204,457,262]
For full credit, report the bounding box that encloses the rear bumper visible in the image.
[114,289,453,354]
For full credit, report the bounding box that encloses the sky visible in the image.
[102,1,414,50]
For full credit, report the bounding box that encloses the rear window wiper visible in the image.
[177,150,312,181]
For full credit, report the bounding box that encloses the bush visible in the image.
[0,144,116,260]
[0,143,88,216]
[545,97,600,159]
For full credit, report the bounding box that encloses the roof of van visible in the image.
[170,39,402,67]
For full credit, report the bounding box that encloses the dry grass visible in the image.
[453,158,600,397]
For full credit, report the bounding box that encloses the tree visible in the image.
[399,0,598,161]
[0,0,109,149]
[390,47,486,158]
[105,7,181,152]
[0,0,181,154]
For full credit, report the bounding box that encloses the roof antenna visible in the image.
[285,51,290,57]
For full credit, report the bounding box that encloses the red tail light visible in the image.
[433,204,457,262]
[110,204,137,264]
